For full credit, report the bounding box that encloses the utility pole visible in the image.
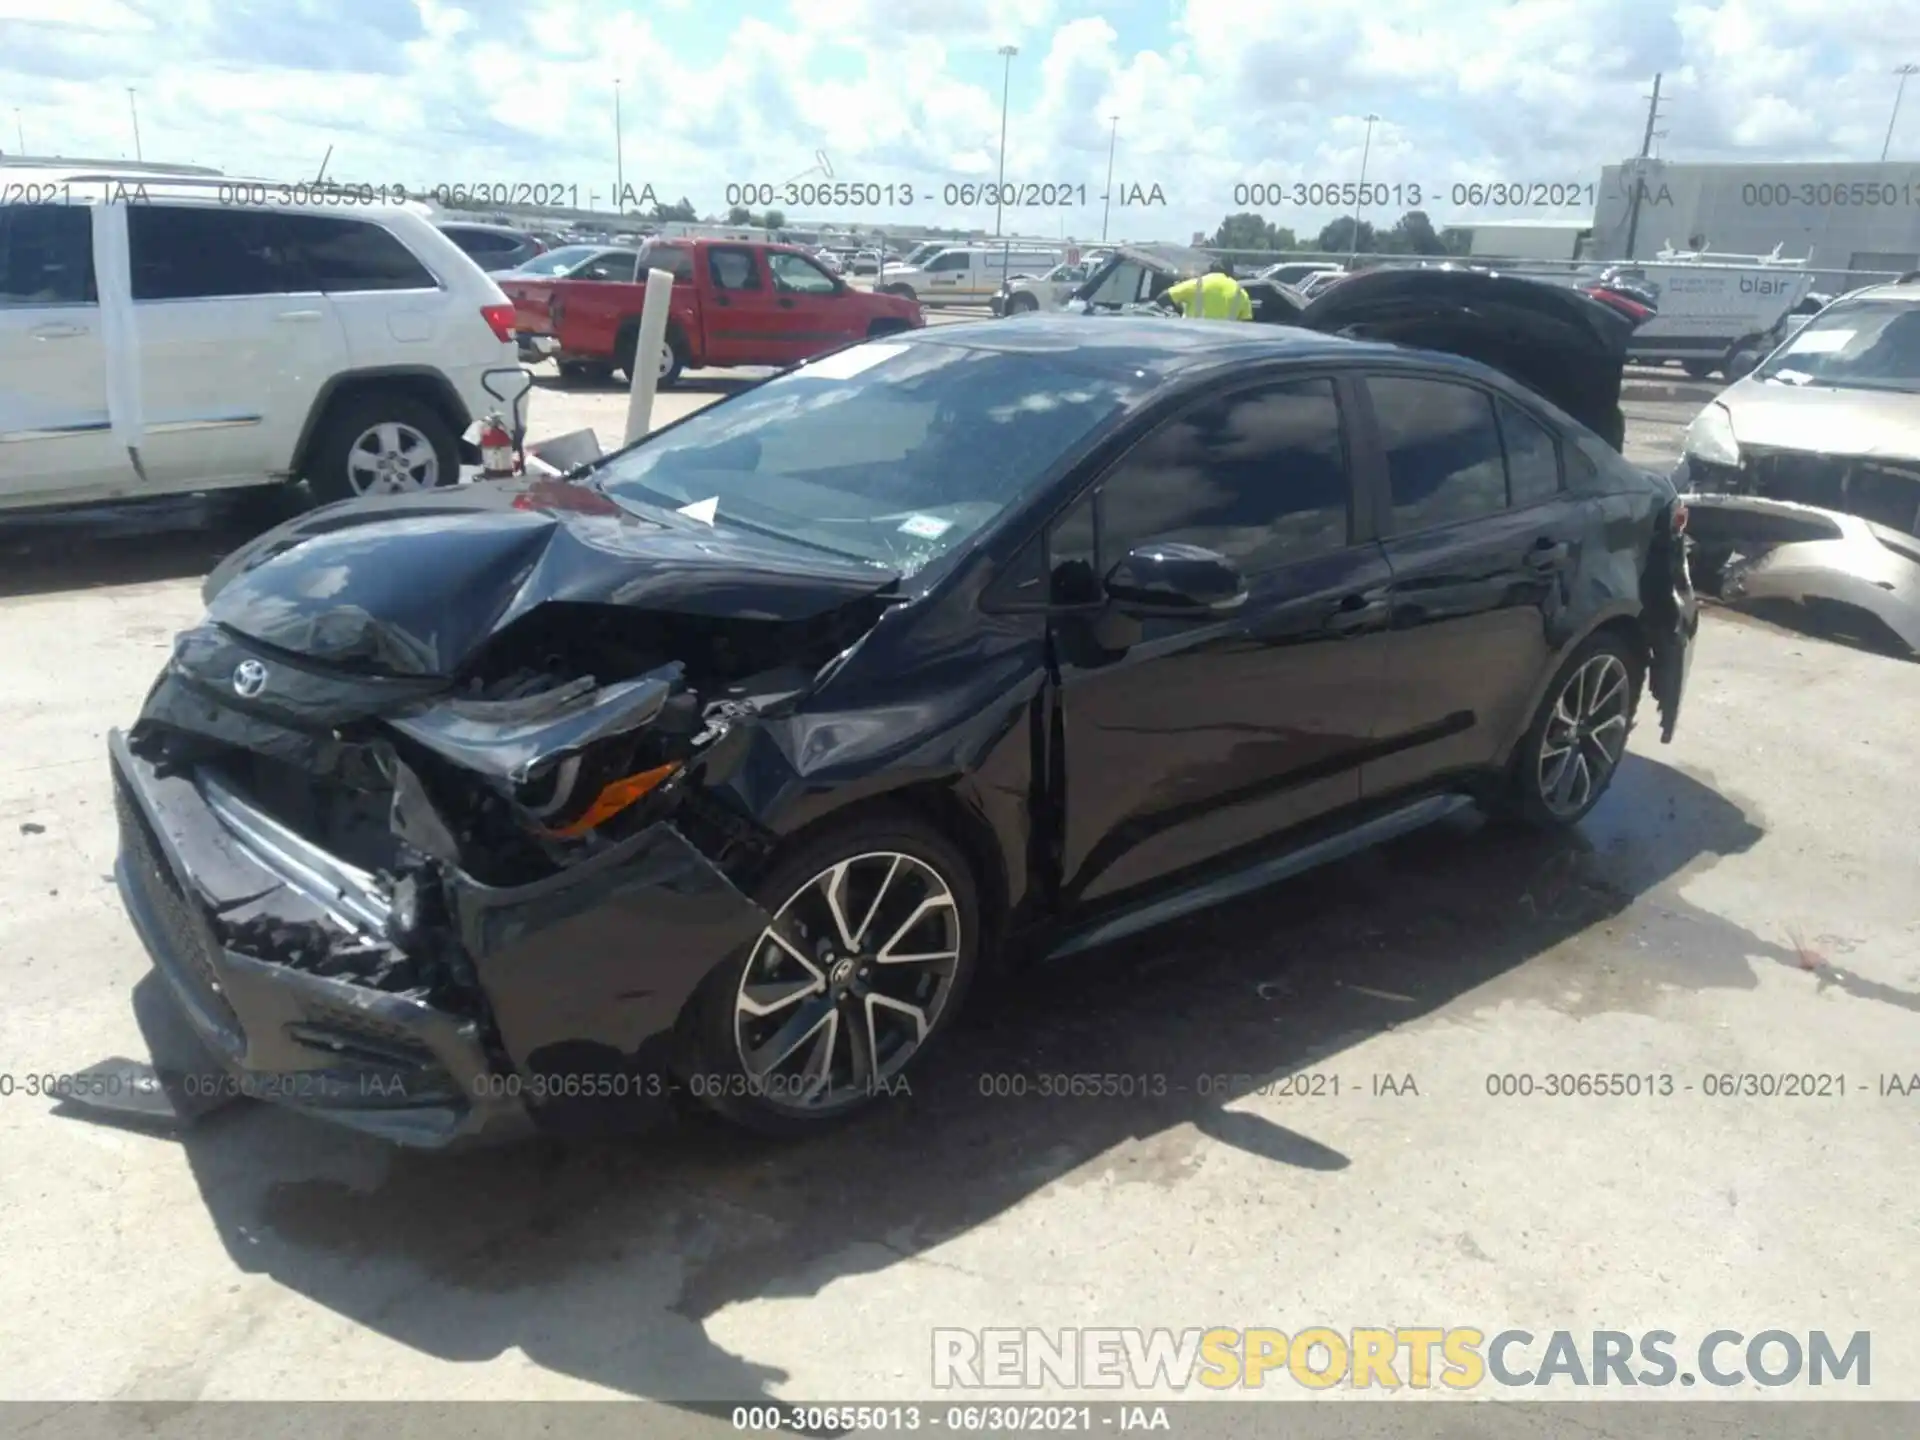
[13,110,22,155]
[127,88,142,162]
[1885,65,1918,162]
[1100,114,1118,242]
[614,79,625,205]
[994,45,1018,238]
[1347,113,1379,267]
[1622,72,1662,261]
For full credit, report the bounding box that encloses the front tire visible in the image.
[680,809,981,1137]
[301,392,460,504]
[1681,359,1716,380]
[1502,632,1644,829]
[1006,292,1039,314]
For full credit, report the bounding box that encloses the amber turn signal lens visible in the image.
[541,762,681,839]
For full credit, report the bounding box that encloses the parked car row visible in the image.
[78,193,1702,1149]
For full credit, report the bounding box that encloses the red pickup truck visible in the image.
[546,239,924,387]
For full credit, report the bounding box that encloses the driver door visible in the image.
[765,250,852,363]
[1041,373,1393,908]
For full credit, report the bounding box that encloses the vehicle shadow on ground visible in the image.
[159,754,1774,1404]
[0,497,276,600]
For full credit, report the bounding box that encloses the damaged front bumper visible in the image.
[107,724,771,1147]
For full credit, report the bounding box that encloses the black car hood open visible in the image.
[202,477,902,678]
[1298,266,1636,443]
[1067,252,1635,445]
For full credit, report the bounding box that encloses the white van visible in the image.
[1604,249,1818,375]
[879,245,1064,305]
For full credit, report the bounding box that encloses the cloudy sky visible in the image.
[3,0,1917,240]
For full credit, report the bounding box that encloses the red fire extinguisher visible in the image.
[478,412,516,479]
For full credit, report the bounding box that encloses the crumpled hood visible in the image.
[1720,380,1920,462]
[203,478,902,678]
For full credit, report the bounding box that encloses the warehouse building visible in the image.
[1589,159,1920,287]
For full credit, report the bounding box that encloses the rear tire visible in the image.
[1007,292,1039,314]
[1681,359,1716,380]
[300,392,460,505]
[678,808,981,1138]
[880,283,917,302]
[1499,631,1644,830]
[557,360,614,387]
[617,324,685,389]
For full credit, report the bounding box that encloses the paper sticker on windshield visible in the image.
[1785,328,1853,355]
[677,496,719,525]
[796,343,909,380]
[898,514,953,539]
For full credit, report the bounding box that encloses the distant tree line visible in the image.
[1206,209,1470,259]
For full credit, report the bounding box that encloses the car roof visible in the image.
[437,221,531,236]
[898,313,1412,379]
[1827,281,1920,304]
[0,166,432,216]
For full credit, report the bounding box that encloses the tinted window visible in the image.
[0,204,95,305]
[129,206,298,300]
[638,243,693,280]
[1368,376,1507,532]
[769,252,838,294]
[585,251,639,282]
[708,247,761,290]
[1499,397,1562,507]
[271,214,435,293]
[445,227,519,254]
[928,252,973,272]
[1049,492,1100,604]
[1098,379,1351,571]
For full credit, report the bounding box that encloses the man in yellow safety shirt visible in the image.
[1162,259,1253,320]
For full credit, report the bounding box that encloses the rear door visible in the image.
[128,204,349,489]
[766,249,860,360]
[1356,371,1594,797]
[0,200,134,505]
[1043,373,1394,907]
[702,244,780,365]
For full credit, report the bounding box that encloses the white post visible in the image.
[623,266,676,445]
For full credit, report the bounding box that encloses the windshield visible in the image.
[511,245,604,276]
[594,341,1144,576]
[1757,299,1920,391]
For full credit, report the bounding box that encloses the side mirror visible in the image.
[1103,543,1246,616]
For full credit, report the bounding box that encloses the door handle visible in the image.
[715,295,731,306]
[29,323,87,339]
[777,298,796,309]
[1323,592,1390,633]
[274,310,324,323]
[1525,539,1571,570]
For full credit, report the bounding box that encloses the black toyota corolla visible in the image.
[104,303,1695,1147]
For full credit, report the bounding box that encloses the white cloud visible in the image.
[3,0,1912,243]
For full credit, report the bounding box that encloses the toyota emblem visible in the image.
[231,659,269,698]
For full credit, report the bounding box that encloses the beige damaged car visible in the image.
[1675,275,1920,658]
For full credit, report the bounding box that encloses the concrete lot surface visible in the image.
[0,374,1915,1411]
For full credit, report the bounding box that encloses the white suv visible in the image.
[0,166,517,513]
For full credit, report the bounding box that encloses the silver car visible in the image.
[1675,275,1920,656]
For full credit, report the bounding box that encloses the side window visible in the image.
[1499,397,1563,507]
[708,247,762,291]
[929,252,972,272]
[268,214,435,293]
[0,204,96,306]
[1048,491,1100,605]
[640,244,693,281]
[449,228,516,255]
[768,252,838,294]
[1097,379,1352,572]
[1367,376,1508,532]
[129,206,297,300]
[598,251,640,282]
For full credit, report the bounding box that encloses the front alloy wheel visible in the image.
[734,851,961,1115]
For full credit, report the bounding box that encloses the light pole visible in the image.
[127,88,142,161]
[1347,112,1378,267]
[614,79,625,205]
[13,110,22,155]
[1884,64,1918,162]
[1101,114,1118,242]
[994,44,1018,238]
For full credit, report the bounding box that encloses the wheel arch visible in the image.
[1493,605,1648,770]
[289,367,472,479]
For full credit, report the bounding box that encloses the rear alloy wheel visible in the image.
[686,814,978,1135]
[302,393,460,505]
[1506,635,1643,828]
